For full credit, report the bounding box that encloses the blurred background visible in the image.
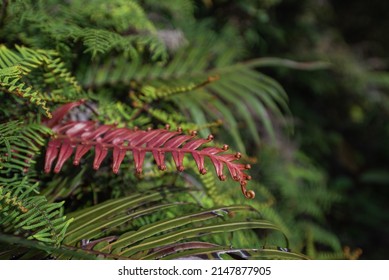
[195,0,389,259]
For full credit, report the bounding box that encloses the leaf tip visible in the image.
[245,190,255,199]
[159,164,167,171]
[240,181,255,199]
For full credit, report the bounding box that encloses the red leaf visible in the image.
[201,147,224,155]
[191,152,206,174]
[42,102,255,198]
[171,151,185,171]
[93,143,108,170]
[73,144,92,165]
[101,128,132,143]
[112,145,127,174]
[54,139,74,173]
[182,138,211,150]
[44,139,61,173]
[81,125,113,141]
[44,100,85,128]
[209,157,226,181]
[152,150,166,170]
[220,154,238,162]
[164,135,194,148]
[130,129,165,146]
[65,121,95,137]
[225,162,241,181]
[147,130,178,148]
[132,148,146,174]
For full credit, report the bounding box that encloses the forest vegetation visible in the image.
[0,0,387,259]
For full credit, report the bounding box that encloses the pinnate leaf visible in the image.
[43,102,254,198]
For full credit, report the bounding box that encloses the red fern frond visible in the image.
[43,102,255,199]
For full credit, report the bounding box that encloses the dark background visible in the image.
[196,0,389,259]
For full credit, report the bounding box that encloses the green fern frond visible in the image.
[8,1,167,61]
[40,168,87,203]
[61,189,288,259]
[83,0,156,33]
[14,45,83,101]
[138,76,219,103]
[0,233,99,260]
[79,41,290,151]
[63,186,197,246]
[0,74,52,117]
[0,45,85,116]
[141,157,228,207]
[145,107,220,133]
[0,180,72,245]
[0,120,51,177]
[197,169,223,205]
[0,65,21,78]
[0,186,28,214]
[82,28,139,59]
[42,58,81,94]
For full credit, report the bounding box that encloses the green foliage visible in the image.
[0,120,51,180]
[0,44,84,117]
[79,30,291,151]
[60,188,298,259]
[263,149,342,251]
[0,120,70,246]
[0,179,72,245]
[2,0,166,60]
[0,0,352,260]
